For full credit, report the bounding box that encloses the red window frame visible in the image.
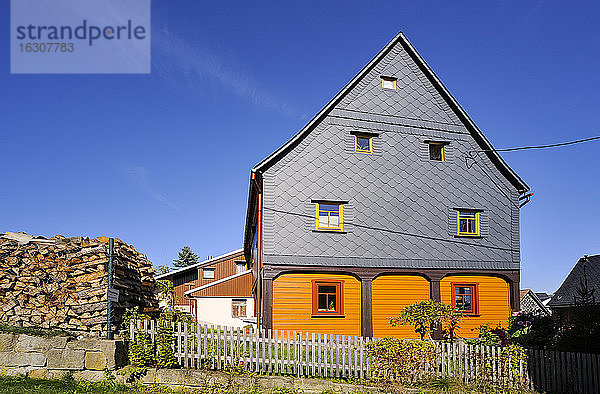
[451,283,478,315]
[232,299,247,318]
[311,280,344,317]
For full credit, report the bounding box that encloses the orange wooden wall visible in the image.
[272,273,361,336]
[440,275,511,337]
[372,275,430,338]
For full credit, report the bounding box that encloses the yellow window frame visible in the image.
[381,77,397,90]
[429,143,445,161]
[456,210,480,236]
[354,134,373,154]
[315,203,343,231]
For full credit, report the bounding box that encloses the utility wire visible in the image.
[479,135,600,153]
[263,206,515,253]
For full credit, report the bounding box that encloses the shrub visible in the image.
[508,312,558,349]
[389,300,463,341]
[156,311,177,368]
[366,337,437,384]
[465,323,510,347]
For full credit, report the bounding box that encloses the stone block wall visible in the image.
[0,333,126,380]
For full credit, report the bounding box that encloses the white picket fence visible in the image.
[130,321,600,393]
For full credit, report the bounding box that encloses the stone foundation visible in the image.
[0,333,126,378]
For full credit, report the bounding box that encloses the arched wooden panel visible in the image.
[440,275,510,338]
[372,275,430,338]
[272,273,361,336]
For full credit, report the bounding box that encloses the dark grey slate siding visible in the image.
[548,255,600,307]
[261,39,521,270]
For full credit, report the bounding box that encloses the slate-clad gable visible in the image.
[262,117,517,266]
[249,32,526,271]
[341,40,462,126]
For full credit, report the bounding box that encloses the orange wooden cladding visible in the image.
[441,275,511,337]
[272,273,361,336]
[171,250,249,306]
[372,275,431,338]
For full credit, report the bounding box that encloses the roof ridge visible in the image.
[155,248,244,279]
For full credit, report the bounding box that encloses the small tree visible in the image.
[389,300,463,341]
[155,265,172,275]
[569,256,600,351]
[172,246,199,267]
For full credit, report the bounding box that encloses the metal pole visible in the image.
[106,237,114,339]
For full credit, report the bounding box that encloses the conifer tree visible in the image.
[172,246,199,267]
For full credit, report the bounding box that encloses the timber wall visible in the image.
[272,273,361,336]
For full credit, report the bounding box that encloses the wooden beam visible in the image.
[361,278,373,338]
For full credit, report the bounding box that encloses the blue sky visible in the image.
[1,1,599,293]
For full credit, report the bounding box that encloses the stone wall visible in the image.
[0,333,126,380]
[0,232,158,333]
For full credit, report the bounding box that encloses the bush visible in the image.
[465,323,510,347]
[508,312,558,349]
[366,337,437,384]
[389,300,463,341]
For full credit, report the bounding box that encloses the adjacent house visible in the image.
[243,32,530,339]
[156,249,254,327]
[548,254,600,320]
[520,289,551,316]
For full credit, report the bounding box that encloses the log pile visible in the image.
[0,232,158,334]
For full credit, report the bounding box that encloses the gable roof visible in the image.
[250,32,529,191]
[155,249,243,280]
[548,254,600,307]
[520,289,551,316]
[243,31,530,252]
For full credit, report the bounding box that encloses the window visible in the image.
[354,134,373,154]
[452,284,477,314]
[232,299,247,318]
[457,210,480,236]
[315,202,343,231]
[429,143,445,161]
[311,280,344,316]
[235,262,246,274]
[202,268,215,279]
[381,76,397,90]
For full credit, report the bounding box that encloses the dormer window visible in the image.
[429,143,445,161]
[355,134,372,154]
[381,76,397,90]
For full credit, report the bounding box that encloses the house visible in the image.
[548,254,600,320]
[156,249,254,327]
[520,289,551,316]
[243,32,530,339]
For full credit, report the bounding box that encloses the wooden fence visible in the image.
[131,321,599,393]
[526,348,600,394]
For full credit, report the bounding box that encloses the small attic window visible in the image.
[381,76,397,90]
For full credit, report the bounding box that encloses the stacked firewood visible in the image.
[0,232,158,334]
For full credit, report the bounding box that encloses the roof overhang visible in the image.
[184,270,252,296]
[156,248,244,280]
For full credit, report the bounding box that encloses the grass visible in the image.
[0,323,75,338]
[0,376,128,393]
